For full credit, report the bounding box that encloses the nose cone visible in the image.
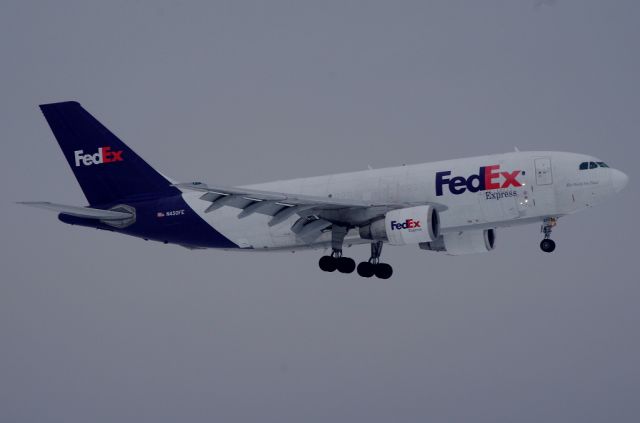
[611,169,629,193]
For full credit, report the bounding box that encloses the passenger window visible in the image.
[579,162,589,170]
[589,162,598,169]
[597,162,609,168]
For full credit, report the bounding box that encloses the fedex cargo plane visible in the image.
[21,102,628,279]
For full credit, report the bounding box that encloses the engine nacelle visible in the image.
[419,229,496,255]
[359,205,439,245]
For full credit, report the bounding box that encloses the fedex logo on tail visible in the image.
[436,165,522,196]
[74,146,123,167]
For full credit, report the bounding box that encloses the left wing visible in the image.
[175,182,445,243]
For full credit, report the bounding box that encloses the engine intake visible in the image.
[359,205,439,245]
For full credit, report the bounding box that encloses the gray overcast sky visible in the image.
[1,1,639,422]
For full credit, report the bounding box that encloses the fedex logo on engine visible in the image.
[390,219,421,231]
[74,146,123,167]
[436,165,522,196]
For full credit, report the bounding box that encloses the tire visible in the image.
[374,263,393,279]
[336,257,356,274]
[319,255,337,272]
[357,262,375,278]
[540,239,556,253]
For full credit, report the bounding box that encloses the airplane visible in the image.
[20,101,629,279]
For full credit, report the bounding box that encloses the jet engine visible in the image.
[419,229,496,255]
[359,205,440,245]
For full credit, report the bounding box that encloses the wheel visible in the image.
[336,257,356,273]
[357,261,375,278]
[319,255,337,272]
[540,239,556,253]
[374,263,393,279]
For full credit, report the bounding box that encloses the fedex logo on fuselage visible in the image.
[436,165,522,196]
[74,146,123,167]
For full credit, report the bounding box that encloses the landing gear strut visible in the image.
[318,226,356,273]
[356,241,393,279]
[540,217,557,253]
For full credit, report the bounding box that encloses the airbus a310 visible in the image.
[21,102,629,279]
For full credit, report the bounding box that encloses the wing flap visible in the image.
[175,183,371,209]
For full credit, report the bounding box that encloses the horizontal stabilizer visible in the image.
[18,201,133,220]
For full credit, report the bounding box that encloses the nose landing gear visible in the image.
[540,217,557,253]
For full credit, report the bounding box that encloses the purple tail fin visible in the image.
[39,101,179,205]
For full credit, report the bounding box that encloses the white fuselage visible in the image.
[182,151,627,251]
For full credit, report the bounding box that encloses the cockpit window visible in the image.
[580,161,610,170]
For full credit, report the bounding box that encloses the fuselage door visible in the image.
[535,158,553,185]
[531,156,557,213]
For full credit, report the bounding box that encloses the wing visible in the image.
[175,182,445,243]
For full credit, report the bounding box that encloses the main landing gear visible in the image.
[318,252,356,273]
[319,225,356,274]
[540,217,557,253]
[318,227,393,279]
[356,241,393,279]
